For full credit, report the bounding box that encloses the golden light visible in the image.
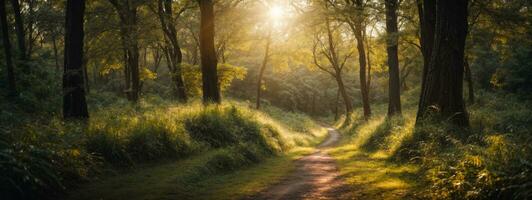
[269,5,285,20]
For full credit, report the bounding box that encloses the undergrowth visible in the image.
[338,90,532,200]
[0,93,322,199]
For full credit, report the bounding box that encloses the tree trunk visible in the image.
[366,36,372,92]
[416,0,469,127]
[334,87,340,120]
[336,73,353,115]
[0,0,16,95]
[256,30,271,109]
[9,0,25,60]
[157,0,187,102]
[198,0,220,104]
[63,0,88,119]
[26,0,34,58]
[111,0,140,102]
[385,0,402,116]
[464,56,475,104]
[353,25,371,120]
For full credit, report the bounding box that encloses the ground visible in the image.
[65,126,421,200]
[245,128,351,200]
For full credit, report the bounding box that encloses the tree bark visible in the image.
[416,0,469,127]
[9,0,25,60]
[63,0,88,119]
[198,0,221,104]
[385,0,402,116]
[1,0,16,95]
[464,56,475,104]
[256,30,272,109]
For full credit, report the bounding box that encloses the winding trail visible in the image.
[245,128,351,200]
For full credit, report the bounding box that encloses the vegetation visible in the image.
[0,0,530,199]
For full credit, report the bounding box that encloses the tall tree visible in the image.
[385,0,402,116]
[156,0,189,102]
[9,0,26,60]
[109,0,141,102]
[63,0,88,119]
[198,0,221,104]
[416,0,469,127]
[0,0,16,95]
[344,0,371,120]
[312,17,354,115]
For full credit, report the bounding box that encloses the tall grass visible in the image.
[338,90,532,199]
[0,94,322,199]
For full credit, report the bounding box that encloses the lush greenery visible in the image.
[0,92,324,199]
[333,89,532,199]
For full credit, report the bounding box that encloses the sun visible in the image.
[269,5,285,20]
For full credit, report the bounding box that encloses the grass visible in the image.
[330,89,532,200]
[0,93,326,199]
[327,104,421,200]
[65,147,316,200]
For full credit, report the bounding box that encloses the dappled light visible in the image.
[0,0,530,199]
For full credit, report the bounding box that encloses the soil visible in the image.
[244,128,352,200]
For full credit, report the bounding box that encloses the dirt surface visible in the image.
[244,128,352,200]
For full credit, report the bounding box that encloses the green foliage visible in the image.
[0,93,320,199]
[393,91,532,199]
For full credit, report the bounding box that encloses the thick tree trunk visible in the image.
[9,0,25,60]
[256,31,271,109]
[198,0,221,104]
[63,0,88,119]
[464,56,475,104]
[385,0,402,116]
[1,0,16,95]
[416,0,469,127]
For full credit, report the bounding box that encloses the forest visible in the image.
[0,0,531,199]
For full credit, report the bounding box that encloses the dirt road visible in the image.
[244,128,351,200]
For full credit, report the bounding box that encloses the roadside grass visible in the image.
[331,89,532,200]
[65,146,318,200]
[328,104,421,200]
[1,93,326,199]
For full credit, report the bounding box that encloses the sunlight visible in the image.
[269,5,285,21]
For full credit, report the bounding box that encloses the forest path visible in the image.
[244,128,351,200]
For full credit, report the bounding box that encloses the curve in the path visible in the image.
[244,128,351,200]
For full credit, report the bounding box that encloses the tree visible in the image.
[343,0,372,120]
[0,0,16,95]
[63,0,89,119]
[416,0,469,127]
[312,17,354,115]
[385,0,401,116]
[109,0,141,102]
[9,0,26,60]
[155,0,189,102]
[198,0,220,104]
[256,28,271,109]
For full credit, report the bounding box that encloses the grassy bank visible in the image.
[0,94,326,199]
[331,89,532,199]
